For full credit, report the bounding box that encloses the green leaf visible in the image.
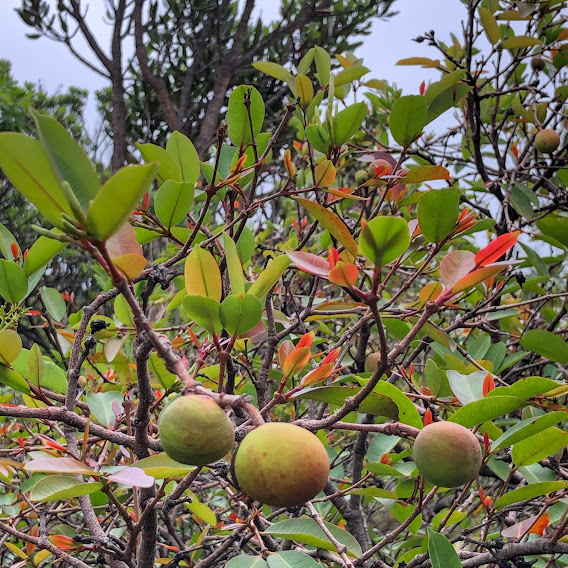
[186,500,217,525]
[267,551,321,568]
[248,255,291,299]
[184,247,222,301]
[137,142,181,184]
[426,84,471,124]
[478,7,501,44]
[295,75,313,107]
[495,481,568,511]
[486,376,561,399]
[492,412,568,452]
[155,180,194,229]
[30,475,102,502]
[23,237,66,277]
[536,214,568,248]
[447,370,485,405]
[252,61,294,84]
[227,85,265,147]
[401,165,450,184]
[520,329,568,364]
[0,134,72,228]
[86,390,125,427]
[0,221,19,261]
[40,286,66,321]
[347,487,398,499]
[428,528,462,568]
[359,216,410,266]
[449,396,526,428]
[330,102,367,146]
[390,95,427,147]
[27,343,45,387]
[512,427,568,466]
[12,349,66,393]
[0,329,22,365]
[0,259,28,303]
[220,293,262,336]
[305,124,330,154]
[224,234,245,295]
[418,189,461,243]
[295,198,358,259]
[0,364,30,393]
[148,352,177,389]
[166,131,200,184]
[425,359,452,398]
[424,70,467,105]
[502,36,542,49]
[31,110,99,211]
[226,555,269,568]
[86,164,158,241]
[183,295,223,335]
[133,453,195,479]
[314,46,331,87]
[265,518,362,558]
[334,65,370,86]
[374,380,422,428]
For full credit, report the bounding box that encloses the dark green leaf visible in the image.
[418,189,461,243]
[390,95,427,146]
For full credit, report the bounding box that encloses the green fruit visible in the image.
[355,169,371,184]
[531,56,546,72]
[413,421,482,487]
[158,394,235,466]
[233,423,330,507]
[364,352,382,373]
[534,129,560,153]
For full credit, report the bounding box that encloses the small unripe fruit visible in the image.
[531,56,546,72]
[364,352,381,373]
[159,395,235,466]
[413,421,482,487]
[534,129,560,153]
[355,169,371,184]
[233,423,330,507]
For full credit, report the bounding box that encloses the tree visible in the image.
[1,1,568,568]
[16,0,397,170]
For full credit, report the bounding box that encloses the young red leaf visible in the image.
[474,231,520,267]
[297,331,315,348]
[424,408,433,425]
[483,431,490,454]
[282,346,311,378]
[483,374,495,396]
[286,250,330,277]
[300,362,335,387]
[328,262,358,287]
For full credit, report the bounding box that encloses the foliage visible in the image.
[0,2,568,568]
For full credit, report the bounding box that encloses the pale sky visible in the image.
[0,0,467,134]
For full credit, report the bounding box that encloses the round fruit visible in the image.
[367,159,392,177]
[534,129,560,153]
[233,423,330,507]
[159,394,235,466]
[355,169,371,184]
[531,56,546,72]
[364,352,382,373]
[413,421,482,488]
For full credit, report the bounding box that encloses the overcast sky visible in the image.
[0,0,466,133]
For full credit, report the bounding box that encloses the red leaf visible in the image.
[529,513,549,536]
[282,346,311,378]
[48,535,79,551]
[424,408,433,425]
[502,513,549,539]
[328,247,340,268]
[483,431,490,454]
[483,374,495,396]
[419,80,426,95]
[451,262,511,294]
[300,362,335,387]
[380,453,391,464]
[286,250,330,277]
[10,242,19,259]
[297,331,315,348]
[474,231,520,267]
[328,262,358,287]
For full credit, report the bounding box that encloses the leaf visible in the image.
[12,350,65,393]
[148,352,178,389]
[227,85,265,147]
[27,343,44,386]
[520,330,568,364]
[286,250,330,278]
[512,427,568,466]
[186,500,217,525]
[492,412,568,452]
[449,396,526,428]
[396,57,441,68]
[23,237,66,277]
[166,131,200,184]
[314,46,331,87]
[295,75,313,107]
[447,370,485,405]
[359,216,410,266]
[452,262,511,294]
[0,364,30,393]
[426,83,471,124]
[0,221,20,261]
[220,293,263,336]
[305,124,330,154]
[536,214,568,247]
[330,102,367,146]
[265,518,362,557]
[86,164,158,240]
[224,234,245,295]
[418,189,461,243]
[400,166,450,184]
[133,453,195,479]
[252,61,294,83]
[0,259,28,303]
[248,255,291,299]
[478,6,501,44]
[40,286,66,321]
[86,390,125,427]
[0,329,22,365]
[314,160,336,186]
[184,247,222,301]
[183,296,222,335]
[502,36,542,49]
[294,198,358,259]
[440,250,476,289]
[390,95,427,147]
[486,376,560,399]
[30,475,102,502]
[24,458,95,475]
[334,65,370,86]
[475,231,520,266]
[424,70,467,105]
[374,381,423,428]
[267,551,321,568]
[495,481,568,511]
[226,554,269,568]
[137,142,181,184]
[31,110,99,211]
[328,262,358,287]
[501,513,550,539]
[107,466,155,487]
[428,528,462,568]
[155,180,194,229]
[0,134,72,227]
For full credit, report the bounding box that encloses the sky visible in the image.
[0,0,467,136]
